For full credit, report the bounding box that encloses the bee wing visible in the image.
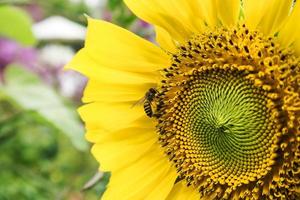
[131,96,146,108]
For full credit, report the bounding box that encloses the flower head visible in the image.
[66,0,300,199]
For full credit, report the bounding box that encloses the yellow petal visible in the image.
[90,127,157,171]
[66,18,170,74]
[179,0,207,31]
[85,115,156,142]
[101,144,177,200]
[258,0,293,36]
[197,0,218,27]
[66,50,160,84]
[243,0,270,30]
[278,2,300,47]
[294,37,300,56]
[125,0,205,43]
[144,166,177,200]
[216,0,240,27]
[166,181,200,200]
[78,102,145,132]
[84,114,154,132]
[155,26,177,53]
[82,80,155,103]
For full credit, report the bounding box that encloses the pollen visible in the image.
[154,25,300,199]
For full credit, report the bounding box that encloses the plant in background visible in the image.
[0,37,37,80]
[0,3,109,199]
[67,0,300,199]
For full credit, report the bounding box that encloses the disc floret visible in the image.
[154,25,300,199]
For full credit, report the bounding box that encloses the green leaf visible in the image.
[0,65,88,151]
[107,0,123,10]
[0,5,36,45]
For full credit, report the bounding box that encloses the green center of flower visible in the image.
[153,25,300,199]
[157,66,279,189]
[177,69,276,185]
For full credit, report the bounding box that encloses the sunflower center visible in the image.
[153,25,300,198]
[167,68,276,185]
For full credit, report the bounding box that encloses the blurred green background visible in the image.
[0,0,153,199]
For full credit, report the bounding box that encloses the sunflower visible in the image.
[66,0,300,199]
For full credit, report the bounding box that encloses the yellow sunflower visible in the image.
[66,0,300,199]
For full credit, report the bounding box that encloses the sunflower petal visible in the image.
[82,80,155,103]
[155,26,177,53]
[66,18,170,74]
[294,37,300,56]
[216,0,240,27]
[258,0,293,36]
[89,127,157,171]
[278,2,300,47]
[144,166,177,200]
[78,102,145,132]
[194,0,218,28]
[124,0,205,42]
[243,0,270,30]
[166,181,200,200]
[101,144,177,200]
[85,115,156,142]
[66,50,160,84]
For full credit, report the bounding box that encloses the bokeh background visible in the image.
[0,0,154,199]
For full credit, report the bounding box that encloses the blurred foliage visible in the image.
[0,0,152,198]
[0,99,109,199]
[1,66,87,150]
[35,0,138,28]
[107,0,137,28]
[1,0,89,24]
[0,2,113,199]
[36,0,89,24]
[0,66,110,199]
[0,5,36,45]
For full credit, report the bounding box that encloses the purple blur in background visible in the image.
[0,37,37,81]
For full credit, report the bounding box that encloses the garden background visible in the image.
[0,0,154,199]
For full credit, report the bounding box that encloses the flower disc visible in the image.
[172,69,277,184]
[154,26,300,199]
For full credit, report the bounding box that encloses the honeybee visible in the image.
[132,88,158,118]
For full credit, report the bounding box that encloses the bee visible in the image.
[132,88,158,118]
